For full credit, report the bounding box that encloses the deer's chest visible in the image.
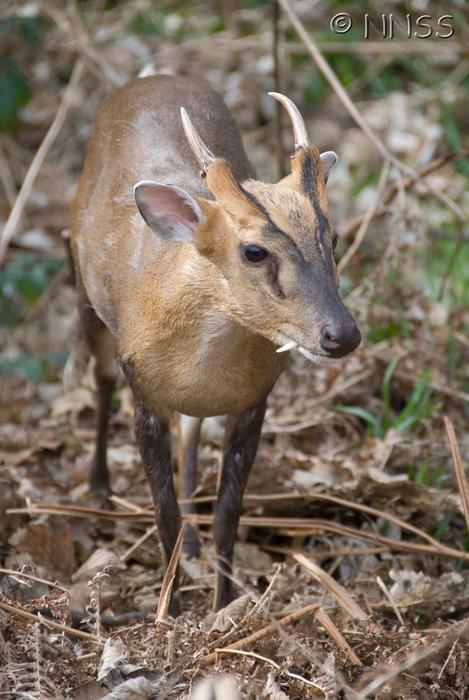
[130,317,287,417]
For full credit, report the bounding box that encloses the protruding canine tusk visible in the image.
[297,346,319,363]
[276,339,298,353]
[180,107,215,173]
[268,92,309,150]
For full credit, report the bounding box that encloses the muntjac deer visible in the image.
[70,75,360,616]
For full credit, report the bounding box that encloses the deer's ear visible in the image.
[320,151,338,183]
[134,181,204,242]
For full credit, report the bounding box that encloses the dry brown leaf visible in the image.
[207,593,251,633]
[9,520,75,579]
[0,448,35,467]
[235,542,273,577]
[98,638,128,681]
[72,548,125,583]
[51,388,95,418]
[263,673,290,699]
[101,676,154,699]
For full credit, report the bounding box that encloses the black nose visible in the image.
[320,322,361,358]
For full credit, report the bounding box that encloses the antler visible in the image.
[180,107,215,174]
[268,92,309,150]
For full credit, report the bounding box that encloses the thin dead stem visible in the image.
[294,553,367,620]
[156,526,184,622]
[353,619,469,698]
[444,416,469,533]
[213,648,325,694]
[338,161,390,273]
[0,600,101,642]
[277,0,466,223]
[0,567,68,593]
[340,152,463,240]
[201,604,318,667]
[0,59,85,265]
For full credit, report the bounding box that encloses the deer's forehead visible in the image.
[244,181,325,249]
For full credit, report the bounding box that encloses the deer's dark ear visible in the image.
[320,151,338,183]
[134,181,204,242]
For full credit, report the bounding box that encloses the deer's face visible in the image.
[194,147,360,362]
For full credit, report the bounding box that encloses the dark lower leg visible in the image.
[134,400,182,617]
[178,415,202,557]
[213,401,267,610]
[76,286,117,496]
[89,376,115,493]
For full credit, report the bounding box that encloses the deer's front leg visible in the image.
[213,400,267,610]
[132,396,182,617]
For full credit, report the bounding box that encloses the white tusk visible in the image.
[297,346,319,363]
[276,339,298,353]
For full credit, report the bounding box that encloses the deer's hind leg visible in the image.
[178,415,203,558]
[76,286,118,494]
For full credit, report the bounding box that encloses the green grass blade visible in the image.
[381,357,399,433]
[332,405,383,437]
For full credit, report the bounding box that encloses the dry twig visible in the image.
[202,604,318,667]
[0,601,101,642]
[353,619,469,698]
[8,501,469,562]
[156,526,184,622]
[0,59,85,264]
[337,160,390,273]
[376,575,406,627]
[444,416,469,533]
[293,553,367,620]
[0,568,68,593]
[277,0,466,223]
[340,152,463,240]
[212,648,325,694]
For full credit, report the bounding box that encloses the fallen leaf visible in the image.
[72,548,125,583]
[9,519,75,579]
[206,593,251,633]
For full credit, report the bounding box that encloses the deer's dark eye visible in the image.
[332,233,339,250]
[243,245,269,263]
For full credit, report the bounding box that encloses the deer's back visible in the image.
[71,75,254,337]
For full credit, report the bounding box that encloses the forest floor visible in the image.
[0,1,468,698]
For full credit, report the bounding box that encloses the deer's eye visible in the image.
[332,233,339,250]
[243,245,269,263]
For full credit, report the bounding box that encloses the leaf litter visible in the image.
[0,0,468,697]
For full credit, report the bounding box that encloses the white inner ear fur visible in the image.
[134,180,204,242]
[320,151,338,182]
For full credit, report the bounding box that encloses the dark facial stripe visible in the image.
[300,150,329,249]
[239,184,305,261]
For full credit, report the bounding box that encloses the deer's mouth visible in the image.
[275,337,342,366]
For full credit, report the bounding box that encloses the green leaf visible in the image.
[0,57,31,131]
[0,353,44,382]
[0,257,62,326]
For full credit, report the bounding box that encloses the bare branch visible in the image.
[277,0,467,223]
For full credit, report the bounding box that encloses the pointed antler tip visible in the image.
[268,92,309,149]
[180,106,215,172]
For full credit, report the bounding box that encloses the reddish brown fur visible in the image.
[70,75,358,614]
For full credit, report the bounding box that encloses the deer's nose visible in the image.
[320,322,361,358]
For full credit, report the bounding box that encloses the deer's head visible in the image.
[134,93,360,363]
